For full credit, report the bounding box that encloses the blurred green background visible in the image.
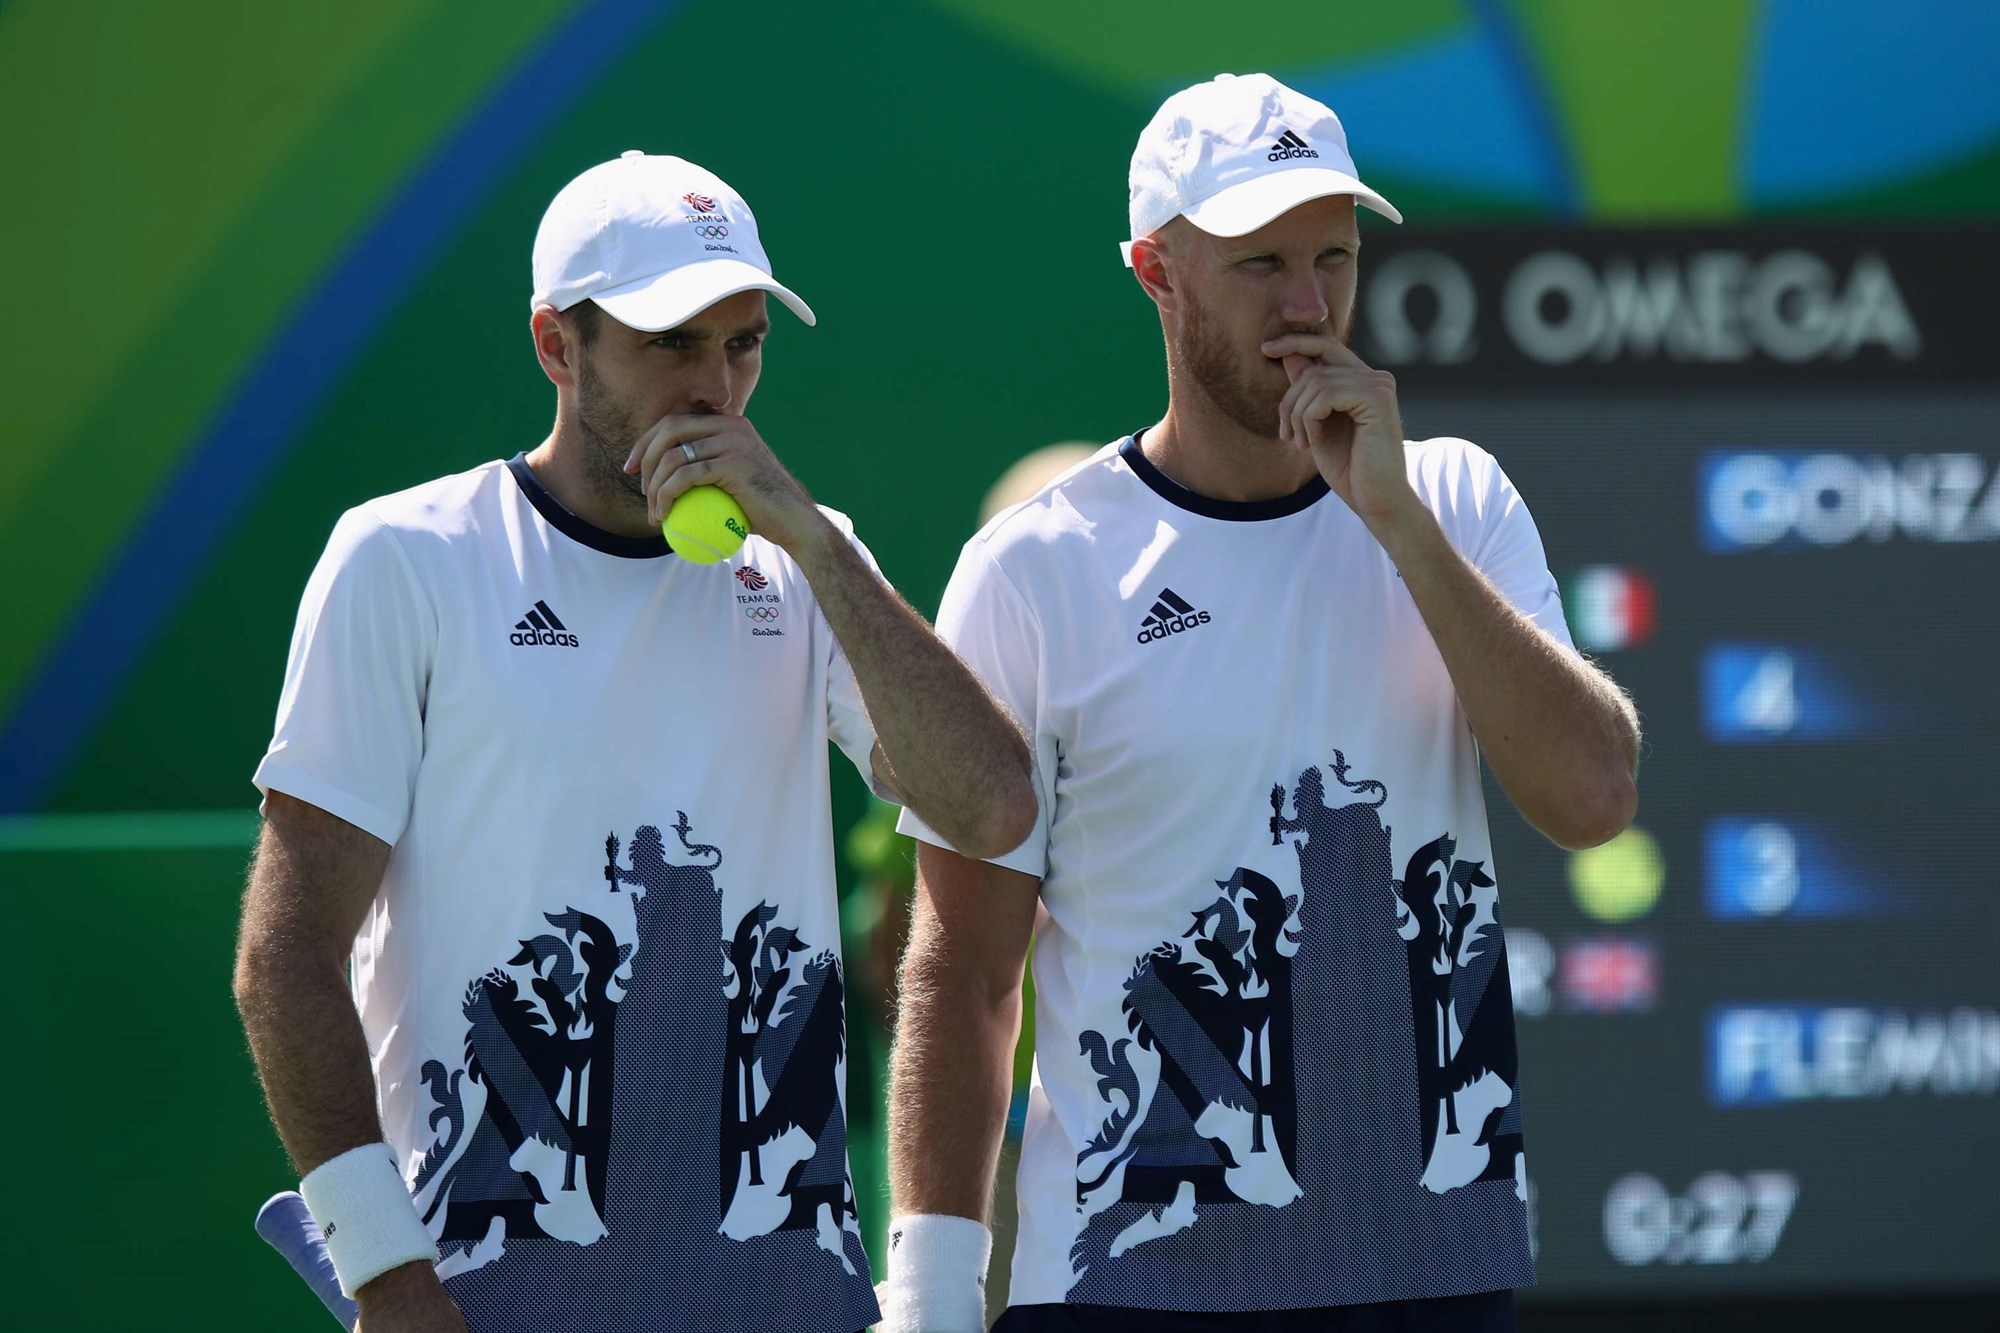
[5,1,1997,1327]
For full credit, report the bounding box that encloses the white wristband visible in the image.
[298,1142,438,1298]
[877,1213,991,1333]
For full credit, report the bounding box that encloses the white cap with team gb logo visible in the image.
[531,150,816,330]
[1123,72,1402,265]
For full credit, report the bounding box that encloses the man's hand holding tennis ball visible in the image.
[625,413,830,563]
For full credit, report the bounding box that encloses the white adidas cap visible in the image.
[531,151,815,330]
[1123,73,1401,265]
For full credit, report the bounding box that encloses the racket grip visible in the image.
[255,1191,361,1330]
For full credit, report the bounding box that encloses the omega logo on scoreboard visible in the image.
[1352,226,1988,386]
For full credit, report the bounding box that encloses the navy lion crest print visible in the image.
[1068,754,1528,1305]
[407,815,868,1303]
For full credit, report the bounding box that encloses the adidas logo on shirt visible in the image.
[1135,587,1211,644]
[1268,129,1319,162]
[510,599,579,648]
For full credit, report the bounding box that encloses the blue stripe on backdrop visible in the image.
[1461,0,1582,219]
[1746,0,2000,203]
[0,0,685,812]
[1289,29,1560,205]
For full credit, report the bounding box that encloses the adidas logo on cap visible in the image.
[1267,128,1320,162]
[1136,587,1211,644]
[509,599,579,648]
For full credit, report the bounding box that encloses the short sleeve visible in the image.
[252,508,434,845]
[896,539,1052,879]
[821,510,898,800]
[1464,449,1579,655]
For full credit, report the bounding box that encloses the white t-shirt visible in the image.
[256,456,883,1333]
[900,433,1574,1312]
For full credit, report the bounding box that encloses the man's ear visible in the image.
[1129,235,1178,315]
[531,304,580,388]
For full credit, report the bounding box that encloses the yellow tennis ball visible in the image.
[663,485,750,564]
[1568,825,1665,923]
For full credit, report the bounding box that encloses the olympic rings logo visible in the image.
[746,606,780,623]
[694,224,730,239]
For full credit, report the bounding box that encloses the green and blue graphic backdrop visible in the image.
[4,2,1996,1327]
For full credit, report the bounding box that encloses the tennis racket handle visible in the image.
[255,1191,361,1330]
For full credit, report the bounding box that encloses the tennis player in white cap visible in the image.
[882,73,1639,1333]
[235,151,1033,1332]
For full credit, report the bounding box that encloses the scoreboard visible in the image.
[1351,225,2000,1298]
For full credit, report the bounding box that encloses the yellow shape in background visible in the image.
[1569,825,1665,922]
[1511,0,1757,219]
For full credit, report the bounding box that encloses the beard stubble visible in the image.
[1177,292,1353,441]
[573,352,650,512]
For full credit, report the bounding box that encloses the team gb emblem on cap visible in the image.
[684,192,718,213]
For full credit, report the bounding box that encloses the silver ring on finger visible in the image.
[680,442,698,466]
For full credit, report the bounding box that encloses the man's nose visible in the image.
[684,348,733,412]
[1280,268,1330,328]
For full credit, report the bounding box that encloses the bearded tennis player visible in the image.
[881,73,1640,1333]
